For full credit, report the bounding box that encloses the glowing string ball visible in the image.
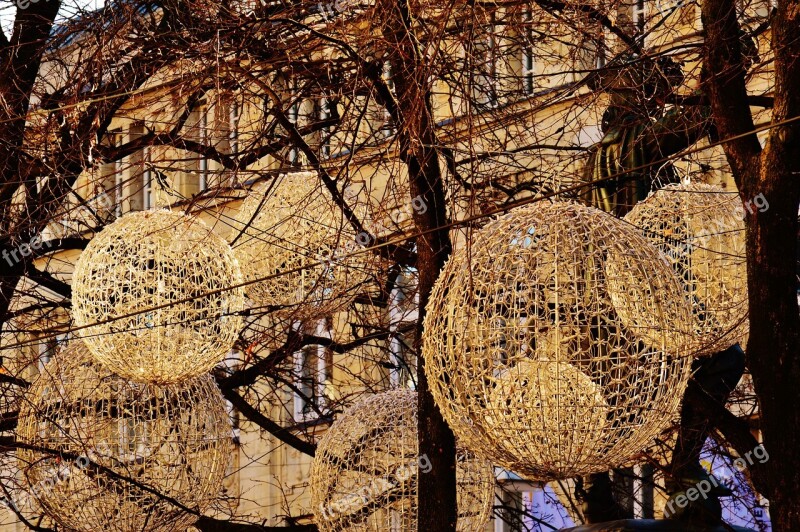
[624,182,749,354]
[233,172,371,320]
[311,389,495,532]
[17,342,232,532]
[72,209,245,384]
[422,201,695,479]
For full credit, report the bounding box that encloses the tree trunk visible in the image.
[745,158,800,529]
[745,1,800,525]
[702,0,800,528]
[0,0,61,211]
[378,1,458,531]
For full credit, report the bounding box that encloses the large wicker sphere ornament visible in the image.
[624,183,748,354]
[72,209,245,384]
[233,172,371,320]
[422,201,695,480]
[17,342,232,532]
[311,390,494,532]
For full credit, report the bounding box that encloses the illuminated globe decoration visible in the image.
[624,183,749,354]
[233,172,371,320]
[422,201,694,479]
[311,390,494,532]
[17,342,232,532]
[72,209,245,384]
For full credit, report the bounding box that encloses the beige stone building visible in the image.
[0,0,774,529]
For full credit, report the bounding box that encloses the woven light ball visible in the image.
[17,342,232,532]
[311,389,495,532]
[624,183,748,354]
[72,209,245,384]
[233,172,371,320]
[422,201,694,480]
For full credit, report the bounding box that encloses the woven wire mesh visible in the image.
[422,201,695,480]
[310,389,495,532]
[624,183,749,354]
[17,341,233,532]
[233,172,371,320]
[71,209,245,384]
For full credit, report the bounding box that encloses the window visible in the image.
[39,333,67,371]
[318,97,333,158]
[287,95,300,164]
[389,330,416,389]
[293,320,330,421]
[101,130,125,219]
[632,463,655,518]
[127,122,148,212]
[275,76,301,165]
[218,350,244,443]
[388,267,419,388]
[495,489,524,532]
[521,9,535,95]
[471,15,498,109]
[632,0,646,35]
[114,167,125,218]
[229,100,240,156]
[381,61,397,138]
[494,476,575,531]
[142,147,154,210]
[188,106,210,192]
[198,110,209,191]
[596,29,608,68]
[215,96,241,186]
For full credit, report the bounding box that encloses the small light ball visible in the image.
[311,389,495,532]
[233,172,371,320]
[485,359,611,476]
[17,342,232,532]
[422,201,694,479]
[72,209,245,384]
[624,183,748,354]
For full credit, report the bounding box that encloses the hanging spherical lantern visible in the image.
[232,172,371,320]
[311,389,494,532]
[422,201,695,480]
[72,209,245,384]
[623,182,748,354]
[17,342,232,532]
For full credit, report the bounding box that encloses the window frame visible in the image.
[470,13,499,109]
[198,109,209,192]
[318,96,333,159]
[521,8,535,96]
[142,147,154,210]
[388,266,419,389]
[292,320,330,421]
